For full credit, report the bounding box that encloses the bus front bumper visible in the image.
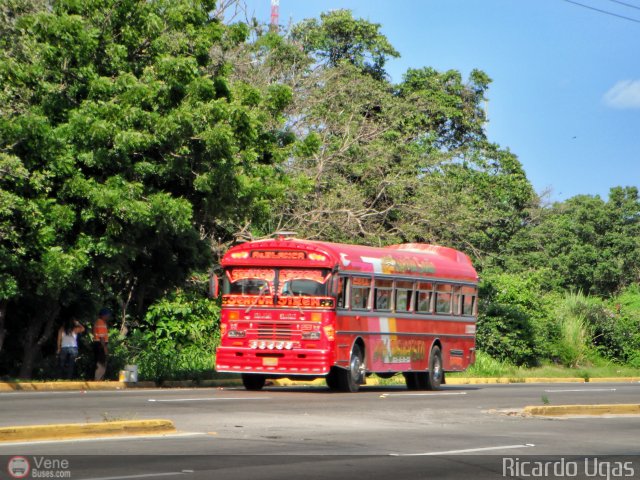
[215,346,333,376]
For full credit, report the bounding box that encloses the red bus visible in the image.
[214,234,478,392]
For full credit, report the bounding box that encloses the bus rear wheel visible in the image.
[422,345,443,390]
[337,344,365,392]
[242,373,266,391]
[403,372,419,390]
[404,346,443,390]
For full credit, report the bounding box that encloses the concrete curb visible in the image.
[446,377,587,385]
[523,404,640,416]
[0,419,176,443]
[588,377,640,383]
[0,381,132,392]
[0,377,638,391]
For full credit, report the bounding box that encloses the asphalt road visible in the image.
[1,382,639,479]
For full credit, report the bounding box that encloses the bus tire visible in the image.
[403,372,419,390]
[325,367,341,390]
[242,373,266,391]
[424,345,443,390]
[414,372,429,390]
[338,344,364,392]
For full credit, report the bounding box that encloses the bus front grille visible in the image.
[255,323,294,340]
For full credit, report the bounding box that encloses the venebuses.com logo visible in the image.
[7,456,30,479]
[7,456,71,479]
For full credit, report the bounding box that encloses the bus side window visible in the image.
[435,284,452,314]
[336,277,347,308]
[374,279,393,311]
[461,286,476,316]
[453,287,462,315]
[351,277,371,310]
[395,280,413,312]
[415,282,433,313]
[462,295,475,315]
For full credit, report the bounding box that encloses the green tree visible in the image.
[505,187,640,295]
[290,9,399,80]
[0,0,292,377]
[477,271,557,366]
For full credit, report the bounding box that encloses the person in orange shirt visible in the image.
[92,308,110,381]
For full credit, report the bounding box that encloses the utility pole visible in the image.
[270,0,279,32]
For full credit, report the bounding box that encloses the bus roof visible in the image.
[222,238,478,283]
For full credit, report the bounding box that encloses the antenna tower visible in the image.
[270,0,280,32]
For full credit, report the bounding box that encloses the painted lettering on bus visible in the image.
[373,337,426,363]
[251,251,306,260]
[381,256,435,275]
[222,295,275,307]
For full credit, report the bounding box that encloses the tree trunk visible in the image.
[18,303,59,379]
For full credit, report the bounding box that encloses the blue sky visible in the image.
[238,0,640,202]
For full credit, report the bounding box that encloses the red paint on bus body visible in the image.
[215,238,478,381]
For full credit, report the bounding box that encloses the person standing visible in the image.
[57,318,85,379]
[92,309,110,381]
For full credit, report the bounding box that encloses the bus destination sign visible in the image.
[250,250,306,260]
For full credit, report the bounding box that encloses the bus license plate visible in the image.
[262,357,278,367]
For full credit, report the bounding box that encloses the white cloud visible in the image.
[603,80,640,109]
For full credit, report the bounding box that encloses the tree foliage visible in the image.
[290,9,399,80]
[0,2,638,377]
[506,187,640,295]
[0,0,292,377]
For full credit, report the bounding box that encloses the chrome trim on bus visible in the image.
[336,331,474,339]
[338,272,477,287]
[336,309,476,323]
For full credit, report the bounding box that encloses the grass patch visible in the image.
[446,352,640,379]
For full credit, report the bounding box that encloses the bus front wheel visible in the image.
[326,367,341,390]
[337,344,365,392]
[242,373,266,391]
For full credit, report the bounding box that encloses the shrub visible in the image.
[126,290,220,382]
[476,271,557,366]
[552,292,594,367]
[593,284,640,363]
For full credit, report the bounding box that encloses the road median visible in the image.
[523,404,640,416]
[0,419,176,443]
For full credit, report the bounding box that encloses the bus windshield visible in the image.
[279,269,330,296]
[223,268,331,297]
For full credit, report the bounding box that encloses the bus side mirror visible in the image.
[209,274,219,299]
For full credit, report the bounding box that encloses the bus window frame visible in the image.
[394,280,414,313]
[435,283,453,315]
[373,278,393,312]
[335,275,348,309]
[415,282,434,314]
[349,275,372,311]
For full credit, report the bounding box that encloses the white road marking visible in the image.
[0,432,206,448]
[80,472,191,480]
[147,397,271,402]
[544,388,617,393]
[0,388,219,398]
[391,443,535,456]
[380,392,467,398]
